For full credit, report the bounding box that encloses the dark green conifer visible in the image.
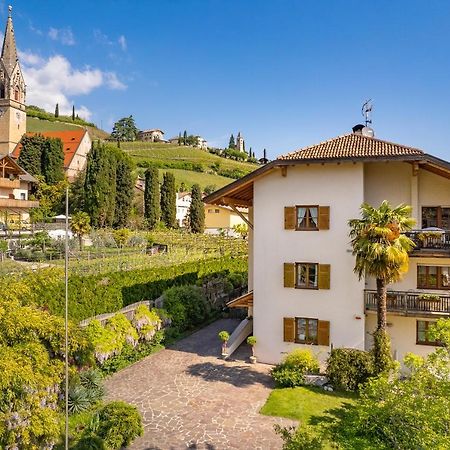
[189,184,205,233]
[144,167,160,229]
[160,172,176,228]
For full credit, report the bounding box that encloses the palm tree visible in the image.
[349,201,415,371]
[70,212,91,251]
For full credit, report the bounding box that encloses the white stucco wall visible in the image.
[66,132,91,181]
[365,313,439,364]
[253,163,365,364]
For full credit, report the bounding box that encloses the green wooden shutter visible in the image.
[318,206,330,230]
[318,264,330,289]
[284,263,295,288]
[284,206,296,230]
[284,317,295,342]
[317,320,330,346]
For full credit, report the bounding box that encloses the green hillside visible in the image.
[123,141,258,190]
[27,116,110,141]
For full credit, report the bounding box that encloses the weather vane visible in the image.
[361,99,373,127]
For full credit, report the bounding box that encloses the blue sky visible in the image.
[6,0,450,160]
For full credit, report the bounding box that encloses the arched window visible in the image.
[14,88,19,101]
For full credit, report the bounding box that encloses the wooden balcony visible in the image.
[0,177,20,188]
[0,198,39,209]
[365,290,450,318]
[404,230,450,257]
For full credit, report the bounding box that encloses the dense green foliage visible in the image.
[326,348,375,391]
[163,285,212,332]
[70,212,91,250]
[84,143,133,228]
[1,256,246,321]
[113,154,134,228]
[18,134,65,184]
[110,116,138,144]
[271,349,320,388]
[189,184,205,233]
[160,172,176,228]
[274,424,325,450]
[95,401,143,449]
[144,167,160,229]
[29,178,68,222]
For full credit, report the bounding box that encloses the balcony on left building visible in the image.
[0,154,39,225]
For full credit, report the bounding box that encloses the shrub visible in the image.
[86,320,121,364]
[227,272,245,288]
[79,368,105,402]
[132,305,161,341]
[274,424,325,450]
[95,401,143,449]
[326,348,375,391]
[163,285,212,332]
[271,349,320,387]
[106,313,139,347]
[72,434,105,450]
[68,385,91,414]
[218,331,230,342]
[371,329,394,374]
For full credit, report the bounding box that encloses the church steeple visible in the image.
[0,5,27,153]
[1,6,18,75]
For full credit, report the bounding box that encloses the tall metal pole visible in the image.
[64,186,69,449]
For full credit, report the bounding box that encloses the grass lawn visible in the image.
[260,386,357,424]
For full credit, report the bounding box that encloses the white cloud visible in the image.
[20,51,127,121]
[48,27,75,46]
[118,35,127,51]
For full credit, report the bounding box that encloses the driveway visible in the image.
[105,318,296,449]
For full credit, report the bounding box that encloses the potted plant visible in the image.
[247,336,257,363]
[418,293,441,302]
[218,331,230,358]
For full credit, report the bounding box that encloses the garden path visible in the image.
[105,318,296,449]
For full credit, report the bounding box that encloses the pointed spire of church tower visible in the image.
[1,6,18,75]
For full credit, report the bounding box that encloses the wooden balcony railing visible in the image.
[0,198,39,209]
[365,290,450,316]
[404,230,450,254]
[0,178,20,189]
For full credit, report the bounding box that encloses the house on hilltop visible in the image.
[12,129,92,182]
[204,124,450,364]
[139,129,165,142]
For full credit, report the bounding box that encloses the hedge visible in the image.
[3,256,247,322]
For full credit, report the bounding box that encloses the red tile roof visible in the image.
[278,133,424,160]
[12,129,87,168]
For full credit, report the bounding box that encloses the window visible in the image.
[417,265,449,289]
[422,206,450,229]
[416,321,440,346]
[296,206,318,230]
[296,263,318,289]
[20,193,26,200]
[296,318,318,344]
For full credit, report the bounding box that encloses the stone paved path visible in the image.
[105,319,296,449]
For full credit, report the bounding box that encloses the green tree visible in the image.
[144,167,160,229]
[41,137,64,184]
[0,239,8,261]
[69,170,86,213]
[54,103,59,118]
[84,143,117,228]
[72,105,75,121]
[228,134,235,149]
[29,178,68,223]
[113,152,134,229]
[160,172,176,228]
[112,228,131,248]
[183,130,187,145]
[18,134,45,177]
[111,116,139,146]
[349,201,415,372]
[189,184,204,233]
[70,211,91,250]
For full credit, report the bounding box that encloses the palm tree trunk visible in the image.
[376,277,387,331]
[78,235,83,251]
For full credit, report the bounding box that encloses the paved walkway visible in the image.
[105,319,296,449]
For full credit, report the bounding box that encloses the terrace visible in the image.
[405,229,450,257]
[365,290,450,318]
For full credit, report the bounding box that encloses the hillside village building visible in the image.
[204,125,450,364]
[139,129,165,142]
[13,129,92,181]
[0,9,37,222]
[176,192,191,227]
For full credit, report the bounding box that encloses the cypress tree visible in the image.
[183,130,187,145]
[41,137,64,184]
[189,184,204,233]
[113,152,134,228]
[72,105,75,121]
[18,134,45,177]
[228,134,235,149]
[54,103,59,118]
[160,171,176,228]
[144,167,160,229]
[84,143,117,227]
[178,132,182,146]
